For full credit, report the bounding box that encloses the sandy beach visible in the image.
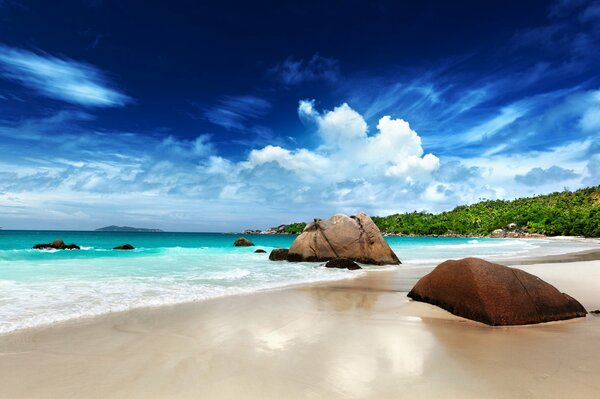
[1,250,599,398]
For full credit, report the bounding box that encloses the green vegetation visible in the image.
[283,186,600,237]
[283,222,308,234]
[372,186,600,237]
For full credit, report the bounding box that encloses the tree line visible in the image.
[283,186,600,237]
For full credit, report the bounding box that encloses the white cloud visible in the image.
[0,45,129,107]
[298,101,440,182]
[0,99,596,231]
[158,135,213,158]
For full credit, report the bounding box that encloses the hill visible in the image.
[283,186,600,237]
[95,225,164,233]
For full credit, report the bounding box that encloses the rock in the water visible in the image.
[269,248,289,261]
[590,310,600,315]
[33,239,80,250]
[408,257,587,326]
[325,258,362,270]
[287,213,400,265]
[254,249,267,253]
[50,239,65,248]
[113,244,135,250]
[233,237,254,247]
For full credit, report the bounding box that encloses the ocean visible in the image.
[0,230,597,334]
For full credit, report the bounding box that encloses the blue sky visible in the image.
[0,0,599,231]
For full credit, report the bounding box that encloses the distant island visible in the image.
[263,185,600,238]
[95,225,164,233]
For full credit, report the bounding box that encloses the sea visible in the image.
[1,230,598,334]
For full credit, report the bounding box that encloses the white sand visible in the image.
[0,259,599,398]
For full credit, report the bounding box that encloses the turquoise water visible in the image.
[0,230,597,334]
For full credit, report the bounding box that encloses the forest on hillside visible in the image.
[283,186,600,237]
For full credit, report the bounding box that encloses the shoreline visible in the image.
[1,245,600,397]
[1,240,599,337]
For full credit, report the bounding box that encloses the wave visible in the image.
[428,240,539,250]
[198,268,251,280]
[0,265,361,335]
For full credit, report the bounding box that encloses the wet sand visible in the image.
[1,255,599,398]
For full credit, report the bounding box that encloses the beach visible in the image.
[1,247,599,398]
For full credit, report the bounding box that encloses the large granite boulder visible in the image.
[33,239,80,250]
[269,248,289,261]
[325,258,362,270]
[408,257,587,326]
[233,237,254,247]
[287,213,400,265]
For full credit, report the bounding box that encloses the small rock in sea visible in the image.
[254,249,267,253]
[32,239,80,250]
[590,310,600,315]
[113,244,135,250]
[234,237,254,247]
[325,258,362,270]
[269,248,289,261]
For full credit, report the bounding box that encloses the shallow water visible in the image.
[0,230,597,333]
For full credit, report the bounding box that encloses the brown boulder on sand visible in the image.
[233,237,254,247]
[408,257,587,326]
[287,213,400,265]
[269,248,289,261]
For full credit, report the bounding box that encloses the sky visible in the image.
[0,0,599,231]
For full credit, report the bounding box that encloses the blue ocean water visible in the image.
[0,230,596,334]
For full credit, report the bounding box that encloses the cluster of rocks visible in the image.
[249,213,398,269]
[286,213,399,265]
[263,213,399,265]
[257,212,587,326]
[489,229,546,238]
[240,229,262,235]
[263,224,289,234]
[32,239,135,251]
[489,223,546,238]
[32,239,80,250]
[238,224,293,235]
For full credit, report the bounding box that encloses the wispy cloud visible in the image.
[0,44,130,107]
[269,54,339,85]
[515,166,579,186]
[202,95,271,131]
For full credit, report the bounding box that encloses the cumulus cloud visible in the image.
[0,99,594,231]
[270,54,339,85]
[0,101,450,229]
[297,100,440,181]
[515,166,579,186]
[0,44,130,107]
